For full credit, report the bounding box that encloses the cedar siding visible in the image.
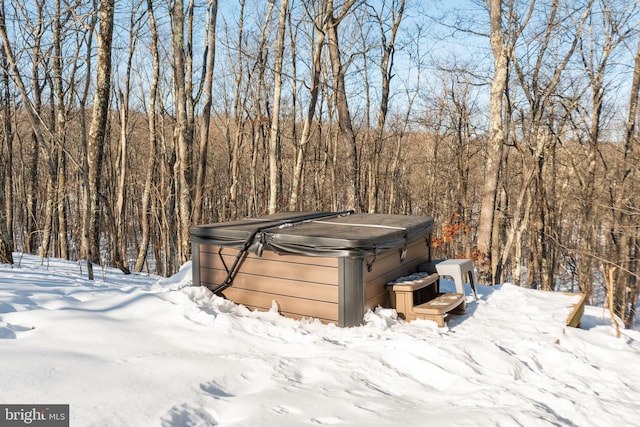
[200,244,341,323]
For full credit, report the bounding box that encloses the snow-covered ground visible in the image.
[1,254,639,426]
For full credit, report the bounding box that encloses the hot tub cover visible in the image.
[190,211,434,258]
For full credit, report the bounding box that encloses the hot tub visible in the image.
[190,211,434,327]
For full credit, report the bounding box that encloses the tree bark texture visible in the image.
[267,0,288,214]
[476,0,508,284]
[170,0,193,264]
[86,0,115,277]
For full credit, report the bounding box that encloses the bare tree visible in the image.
[134,0,160,273]
[0,14,13,264]
[513,0,591,291]
[325,0,361,210]
[226,0,249,219]
[193,0,218,225]
[79,8,97,276]
[267,0,289,214]
[611,19,640,326]
[53,0,69,261]
[169,0,192,265]
[110,0,145,274]
[289,1,326,211]
[476,0,510,284]
[575,0,634,301]
[0,151,11,264]
[367,0,405,214]
[85,0,115,279]
[0,0,60,262]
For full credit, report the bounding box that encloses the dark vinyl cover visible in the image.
[190,211,434,258]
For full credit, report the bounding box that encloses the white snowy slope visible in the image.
[1,254,639,427]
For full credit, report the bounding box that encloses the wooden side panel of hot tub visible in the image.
[198,244,341,323]
[364,238,430,311]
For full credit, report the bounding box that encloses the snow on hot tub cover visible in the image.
[190,211,434,258]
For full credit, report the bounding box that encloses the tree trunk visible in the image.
[0,159,11,261]
[325,0,359,210]
[113,88,130,273]
[170,0,192,266]
[134,0,160,273]
[476,0,508,284]
[193,0,218,225]
[111,1,143,275]
[0,0,57,261]
[369,0,405,214]
[228,0,247,219]
[24,132,39,254]
[85,0,115,279]
[56,149,68,260]
[615,34,640,327]
[267,0,288,214]
[79,12,96,278]
[0,146,11,262]
[53,0,68,261]
[290,10,325,211]
[0,30,13,264]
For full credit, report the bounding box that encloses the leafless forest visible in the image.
[0,0,637,326]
